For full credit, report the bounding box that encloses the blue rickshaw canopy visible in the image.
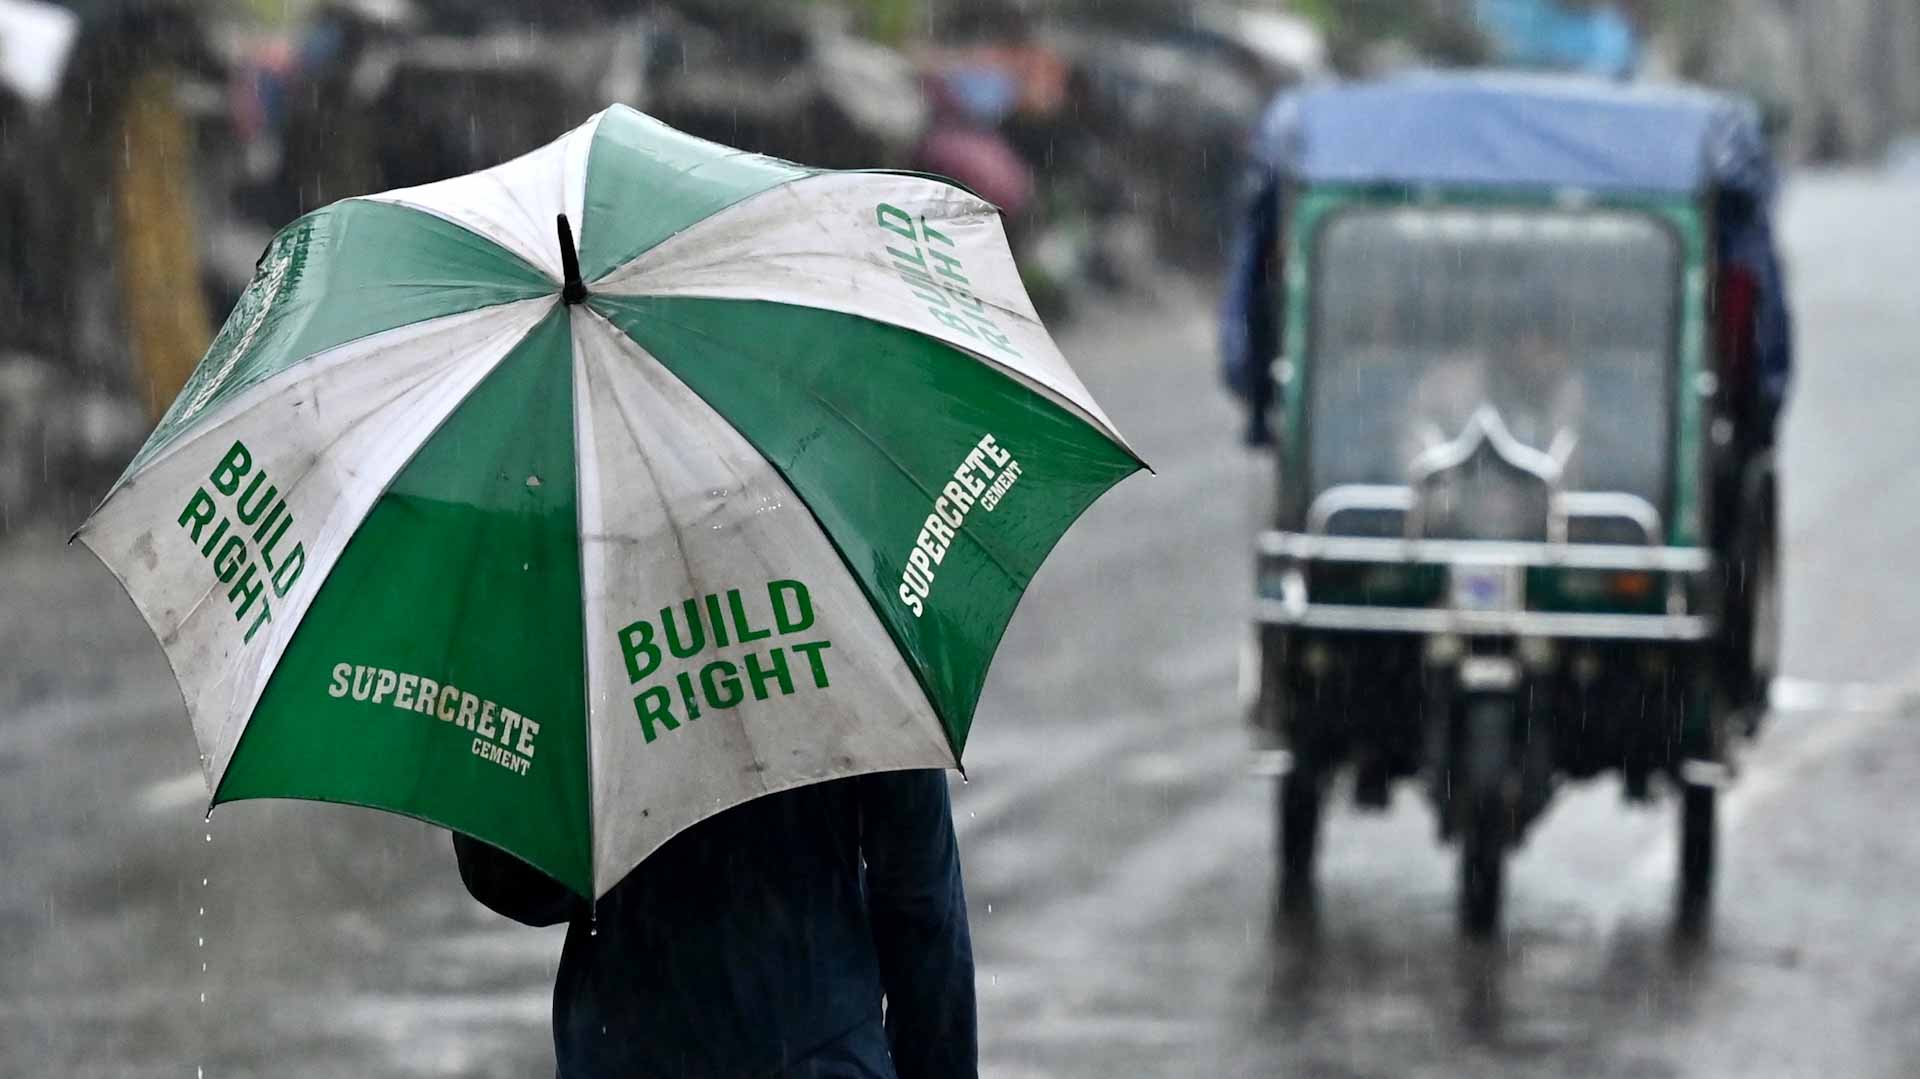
[1249,70,1773,198]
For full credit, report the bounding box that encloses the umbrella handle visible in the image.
[557,214,587,305]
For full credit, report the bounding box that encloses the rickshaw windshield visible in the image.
[1305,205,1680,537]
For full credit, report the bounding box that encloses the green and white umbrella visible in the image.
[78,105,1142,899]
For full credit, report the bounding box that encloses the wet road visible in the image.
[4,171,1920,1077]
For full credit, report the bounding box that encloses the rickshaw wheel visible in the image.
[1458,790,1506,937]
[1457,697,1513,937]
[1277,767,1322,917]
[1676,782,1717,936]
[1746,531,1781,726]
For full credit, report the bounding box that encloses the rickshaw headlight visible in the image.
[1517,636,1557,671]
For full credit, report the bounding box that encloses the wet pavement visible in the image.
[4,170,1920,1077]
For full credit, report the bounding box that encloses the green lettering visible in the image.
[178,488,216,541]
[633,686,677,743]
[875,203,917,239]
[792,640,832,689]
[210,440,252,496]
[674,672,702,722]
[619,619,661,682]
[700,659,743,710]
[235,471,278,525]
[227,560,266,622]
[769,579,814,634]
[661,598,706,659]
[212,536,247,583]
[728,588,772,643]
[199,514,230,558]
[919,219,955,247]
[242,602,271,644]
[270,543,304,597]
[744,648,793,700]
[704,593,732,647]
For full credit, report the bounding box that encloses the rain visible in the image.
[4,1,1920,1076]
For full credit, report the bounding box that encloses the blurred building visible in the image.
[1681,0,1920,162]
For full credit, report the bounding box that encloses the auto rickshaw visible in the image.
[1223,74,1792,936]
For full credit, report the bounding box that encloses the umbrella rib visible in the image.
[588,334,773,799]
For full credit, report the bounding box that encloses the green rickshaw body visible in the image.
[1273,185,1713,605]
[1236,73,1787,933]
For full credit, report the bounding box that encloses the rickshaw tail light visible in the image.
[1608,571,1656,600]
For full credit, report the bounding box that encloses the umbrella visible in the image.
[77,105,1142,899]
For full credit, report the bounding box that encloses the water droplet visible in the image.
[199,992,206,1004]
[202,962,208,972]
[197,937,204,948]
[205,833,212,842]
[198,907,204,916]
[203,811,211,824]
[986,903,992,913]
[201,878,208,887]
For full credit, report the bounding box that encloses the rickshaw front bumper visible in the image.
[1254,531,1716,642]
[1250,531,1726,790]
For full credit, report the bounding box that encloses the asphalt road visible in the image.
[3,170,1918,1078]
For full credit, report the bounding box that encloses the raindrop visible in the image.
[197,937,204,948]
[986,903,992,914]
[205,833,212,843]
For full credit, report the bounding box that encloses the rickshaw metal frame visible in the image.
[1235,73,1784,936]
[1256,183,1719,639]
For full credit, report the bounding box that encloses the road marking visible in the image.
[1768,675,1919,715]
[1617,673,1920,908]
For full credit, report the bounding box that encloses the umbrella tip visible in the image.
[556,214,586,305]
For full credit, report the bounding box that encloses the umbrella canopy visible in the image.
[78,104,1142,899]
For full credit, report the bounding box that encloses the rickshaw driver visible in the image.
[1401,323,1588,476]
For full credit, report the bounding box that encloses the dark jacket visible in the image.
[452,769,976,1079]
